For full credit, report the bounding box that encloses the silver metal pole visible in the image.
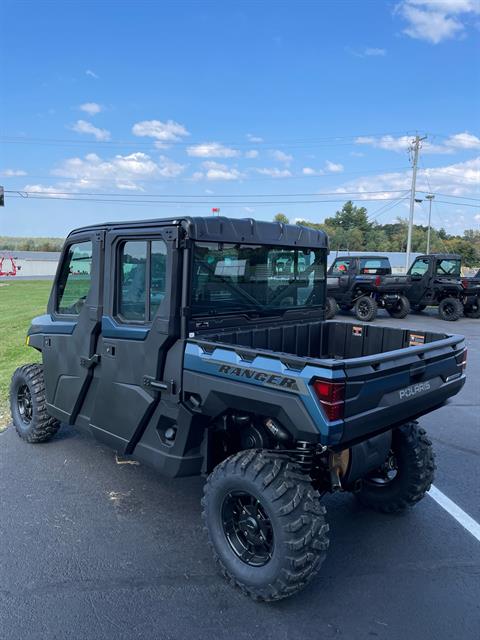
[425,194,434,254]
[406,135,427,271]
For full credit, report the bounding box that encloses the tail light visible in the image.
[375,275,382,286]
[457,348,467,371]
[313,379,345,421]
[462,278,468,289]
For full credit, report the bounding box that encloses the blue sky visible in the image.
[1,0,479,237]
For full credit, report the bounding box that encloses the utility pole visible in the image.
[425,193,435,254]
[405,135,427,271]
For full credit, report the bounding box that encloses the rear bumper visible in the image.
[337,373,466,446]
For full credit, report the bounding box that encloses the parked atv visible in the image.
[406,254,467,321]
[462,269,480,319]
[10,217,467,601]
[326,255,410,322]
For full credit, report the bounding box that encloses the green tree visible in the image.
[274,213,289,224]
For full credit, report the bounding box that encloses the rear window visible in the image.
[359,258,390,275]
[436,259,461,276]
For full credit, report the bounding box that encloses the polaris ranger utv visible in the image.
[10,217,467,601]
[326,255,411,321]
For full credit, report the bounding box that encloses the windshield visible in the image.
[191,242,326,315]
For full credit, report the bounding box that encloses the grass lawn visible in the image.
[0,281,51,430]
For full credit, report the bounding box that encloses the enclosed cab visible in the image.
[10,217,467,602]
[326,255,411,321]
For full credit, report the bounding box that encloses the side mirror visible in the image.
[410,274,422,281]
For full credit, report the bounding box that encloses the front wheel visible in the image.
[10,364,60,443]
[325,296,338,320]
[387,295,411,319]
[438,297,463,321]
[356,422,435,513]
[202,450,329,601]
[354,296,378,322]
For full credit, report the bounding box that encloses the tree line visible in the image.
[0,236,64,252]
[274,201,480,267]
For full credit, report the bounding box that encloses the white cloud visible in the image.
[23,184,68,197]
[79,102,102,116]
[256,167,292,178]
[50,151,185,190]
[346,46,387,57]
[364,47,387,56]
[193,161,243,181]
[244,207,255,213]
[247,133,263,143]
[303,161,344,175]
[444,132,480,150]
[1,168,27,176]
[186,142,240,158]
[245,149,259,159]
[302,167,324,176]
[396,1,480,44]
[337,156,480,200]
[85,69,99,79]
[475,214,480,222]
[71,119,111,141]
[132,119,189,147]
[325,160,344,173]
[270,150,293,164]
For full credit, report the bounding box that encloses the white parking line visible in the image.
[428,485,480,543]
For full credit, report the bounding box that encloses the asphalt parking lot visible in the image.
[1,309,479,640]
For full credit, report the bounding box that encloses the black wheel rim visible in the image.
[222,491,274,567]
[358,300,370,317]
[17,384,33,425]
[365,451,398,486]
[443,302,455,317]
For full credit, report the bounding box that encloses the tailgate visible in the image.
[339,330,466,444]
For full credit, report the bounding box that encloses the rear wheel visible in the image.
[325,296,338,320]
[356,422,435,513]
[387,295,410,319]
[464,297,480,319]
[202,450,329,601]
[10,364,60,443]
[354,296,378,322]
[438,297,463,321]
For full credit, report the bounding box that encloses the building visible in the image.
[0,250,61,279]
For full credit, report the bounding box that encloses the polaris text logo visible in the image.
[399,381,431,400]
[218,365,299,391]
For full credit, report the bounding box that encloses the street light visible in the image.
[425,194,435,254]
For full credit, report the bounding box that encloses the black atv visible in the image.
[326,255,410,322]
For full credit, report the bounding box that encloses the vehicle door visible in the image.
[89,227,180,453]
[407,257,431,303]
[42,231,104,424]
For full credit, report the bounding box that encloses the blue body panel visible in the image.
[101,316,149,340]
[184,342,343,443]
[28,314,76,335]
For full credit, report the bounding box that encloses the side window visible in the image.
[410,259,429,276]
[118,239,167,322]
[56,241,93,315]
[331,259,351,274]
[150,240,167,320]
[120,241,147,320]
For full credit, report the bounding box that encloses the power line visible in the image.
[4,188,413,199]
[0,130,416,149]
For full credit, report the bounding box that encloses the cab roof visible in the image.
[68,216,329,249]
[415,253,462,260]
